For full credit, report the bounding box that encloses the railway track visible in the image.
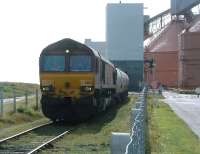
[0,122,72,154]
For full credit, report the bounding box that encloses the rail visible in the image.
[0,121,52,144]
[125,87,148,154]
[28,129,71,154]
[0,121,72,154]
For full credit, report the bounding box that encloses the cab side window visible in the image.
[113,70,117,85]
[101,61,105,84]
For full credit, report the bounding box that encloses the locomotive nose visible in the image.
[40,73,95,99]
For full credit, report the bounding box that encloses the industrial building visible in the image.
[84,39,107,58]
[106,3,144,91]
[144,20,185,88]
[144,0,200,89]
[179,18,200,88]
[85,3,144,91]
[85,0,200,91]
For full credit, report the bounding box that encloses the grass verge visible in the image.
[0,97,48,139]
[41,96,137,154]
[147,95,200,154]
[0,82,39,98]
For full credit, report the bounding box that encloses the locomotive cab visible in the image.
[39,38,129,122]
[40,42,97,101]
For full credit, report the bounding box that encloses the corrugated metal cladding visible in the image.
[145,51,178,88]
[179,32,200,88]
[106,3,144,91]
[178,18,200,89]
[171,0,200,15]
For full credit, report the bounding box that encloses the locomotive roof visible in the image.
[41,38,114,67]
[42,38,91,53]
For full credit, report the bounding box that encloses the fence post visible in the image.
[25,90,28,108]
[13,90,16,113]
[36,89,39,110]
[0,89,3,117]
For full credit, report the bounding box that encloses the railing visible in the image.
[0,89,40,117]
[125,87,148,154]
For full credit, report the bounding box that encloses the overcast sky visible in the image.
[0,0,170,83]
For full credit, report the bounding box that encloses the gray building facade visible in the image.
[106,3,144,91]
[84,39,107,58]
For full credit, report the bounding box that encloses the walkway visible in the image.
[163,91,200,138]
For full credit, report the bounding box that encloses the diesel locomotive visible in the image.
[39,38,129,122]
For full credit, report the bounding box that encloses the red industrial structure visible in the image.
[144,1,200,89]
[145,21,185,88]
[179,17,200,88]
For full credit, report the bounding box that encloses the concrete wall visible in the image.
[106,3,144,91]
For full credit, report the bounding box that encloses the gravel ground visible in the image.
[163,91,200,138]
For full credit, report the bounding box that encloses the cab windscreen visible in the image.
[70,55,92,72]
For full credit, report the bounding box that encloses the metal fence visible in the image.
[125,87,148,154]
[0,89,40,117]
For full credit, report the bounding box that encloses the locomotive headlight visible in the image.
[80,86,93,92]
[41,85,54,92]
[42,87,48,91]
[66,49,70,54]
[85,87,92,91]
